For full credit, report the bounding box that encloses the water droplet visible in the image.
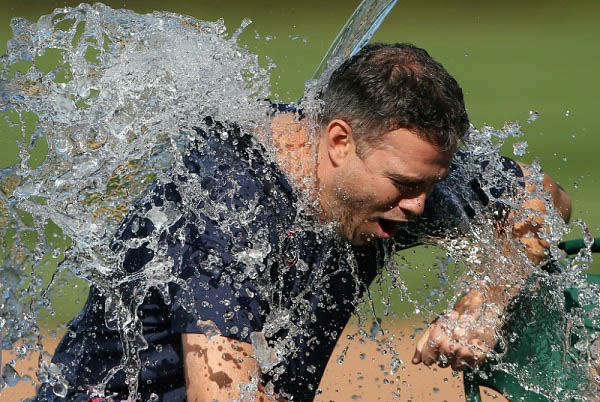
[527,110,539,123]
[337,345,349,365]
[513,141,528,156]
[410,328,423,339]
[196,320,222,340]
[52,381,68,397]
[3,364,21,387]
[250,332,279,372]
[130,216,140,234]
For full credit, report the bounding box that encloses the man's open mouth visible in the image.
[378,218,401,238]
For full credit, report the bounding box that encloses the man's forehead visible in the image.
[378,140,454,182]
[385,168,450,184]
[377,138,455,163]
[372,127,455,151]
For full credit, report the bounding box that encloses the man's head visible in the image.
[318,42,469,155]
[315,43,469,245]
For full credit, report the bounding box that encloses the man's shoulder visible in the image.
[112,117,297,270]
[181,117,295,207]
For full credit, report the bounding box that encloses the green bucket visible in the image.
[463,237,600,401]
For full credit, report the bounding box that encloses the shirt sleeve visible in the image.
[113,129,279,343]
[167,214,271,342]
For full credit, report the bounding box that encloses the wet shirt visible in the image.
[35,118,390,402]
[36,117,523,402]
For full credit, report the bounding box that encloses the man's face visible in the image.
[328,127,454,245]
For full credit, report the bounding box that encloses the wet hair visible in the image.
[317,43,469,154]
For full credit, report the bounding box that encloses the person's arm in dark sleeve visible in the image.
[168,125,292,400]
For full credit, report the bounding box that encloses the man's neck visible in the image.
[270,112,317,191]
[270,113,340,226]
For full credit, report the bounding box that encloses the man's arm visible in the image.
[512,162,571,263]
[182,333,282,401]
[412,166,571,369]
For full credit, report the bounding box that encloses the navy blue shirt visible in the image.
[36,116,523,401]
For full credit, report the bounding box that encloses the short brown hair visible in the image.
[317,43,469,154]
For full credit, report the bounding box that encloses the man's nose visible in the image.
[397,192,427,216]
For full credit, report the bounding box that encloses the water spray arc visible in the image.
[0,1,403,399]
[0,1,598,401]
[312,0,398,83]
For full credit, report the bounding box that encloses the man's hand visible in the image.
[412,290,499,370]
[412,164,572,370]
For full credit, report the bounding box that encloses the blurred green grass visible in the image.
[0,0,598,327]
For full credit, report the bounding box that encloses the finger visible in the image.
[469,344,488,366]
[450,349,474,371]
[465,340,487,365]
[435,338,457,368]
[422,349,439,366]
[458,340,489,367]
[452,346,479,370]
[474,352,486,366]
[451,357,467,371]
[411,348,421,364]
[436,353,451,368]
[437,336,458,356]
[420,327,443,366]
[412,327,431,364]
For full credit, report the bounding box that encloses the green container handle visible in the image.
[558,236,600,255]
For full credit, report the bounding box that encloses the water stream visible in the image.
[0,2,598,401]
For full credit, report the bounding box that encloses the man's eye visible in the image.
[392,180,412,191]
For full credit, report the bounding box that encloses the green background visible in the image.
[1,0,599,326]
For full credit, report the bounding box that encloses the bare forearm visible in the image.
[513,162,571,263]
[182,334,284,402]
[540,168,571,224]
[458,165,572,345]
[413,163,572,369]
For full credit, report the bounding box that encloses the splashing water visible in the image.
[312,0,398,82]
[378,122,600,400]
[1,3,274,398]
[0,2,598,401]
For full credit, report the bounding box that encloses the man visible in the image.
[37,43,570,401]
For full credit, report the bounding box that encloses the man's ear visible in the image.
[324,119,356,167]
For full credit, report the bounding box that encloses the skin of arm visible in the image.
[412,163,572,369]
[182,333,283,402]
